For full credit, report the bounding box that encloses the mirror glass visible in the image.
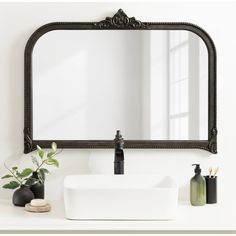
[32,30,208,140]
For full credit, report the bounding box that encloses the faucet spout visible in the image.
[114,130,124,174]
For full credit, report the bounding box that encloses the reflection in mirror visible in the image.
[32,30,208,141]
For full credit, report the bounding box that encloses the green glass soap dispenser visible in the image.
[190,164,206,206]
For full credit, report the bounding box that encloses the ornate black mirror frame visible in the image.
[24,9,217,154]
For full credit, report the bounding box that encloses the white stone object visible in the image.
[30,199,47,207]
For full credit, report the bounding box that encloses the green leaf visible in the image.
[43,151,48,159]
[37,145,44,159]
[38,169,45,182]
[19,168,33,178]
[45,159,59,167]
[1,174,13,179]
[40,168,50,174]
[47,152,55,159]
[31,156,39,167]
[24,177,38,186]
[51,142,57,152]
[2,181,20,189]
[12,167,18,171]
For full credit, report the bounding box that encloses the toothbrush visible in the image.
[213,167,219,178]
[209,167,213,178]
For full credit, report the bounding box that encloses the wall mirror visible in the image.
[24,9,217,154]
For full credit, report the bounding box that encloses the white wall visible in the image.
[0,2,234,202]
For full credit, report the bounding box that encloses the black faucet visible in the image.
[114,130,124,174]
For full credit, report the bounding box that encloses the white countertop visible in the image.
[0,199,236,233]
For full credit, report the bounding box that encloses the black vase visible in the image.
[13,185,34,207]
[30,171,45,199]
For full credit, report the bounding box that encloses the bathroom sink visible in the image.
[64,175,178,220]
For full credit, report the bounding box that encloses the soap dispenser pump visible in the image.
[190,164,206,206]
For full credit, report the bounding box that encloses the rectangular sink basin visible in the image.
[64,175,178,220]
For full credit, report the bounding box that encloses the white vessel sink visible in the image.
[64,175,178,220]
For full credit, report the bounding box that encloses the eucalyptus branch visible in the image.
[4,163,22,185]
[2,143,61,190]
[35,160,47,172]
[53,149,63,157]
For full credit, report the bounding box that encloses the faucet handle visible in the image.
[116,130,121,138]
[114,130,124,148]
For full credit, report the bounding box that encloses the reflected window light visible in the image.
[169,31,190,140]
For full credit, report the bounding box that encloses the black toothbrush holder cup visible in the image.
[205,176,217,204]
